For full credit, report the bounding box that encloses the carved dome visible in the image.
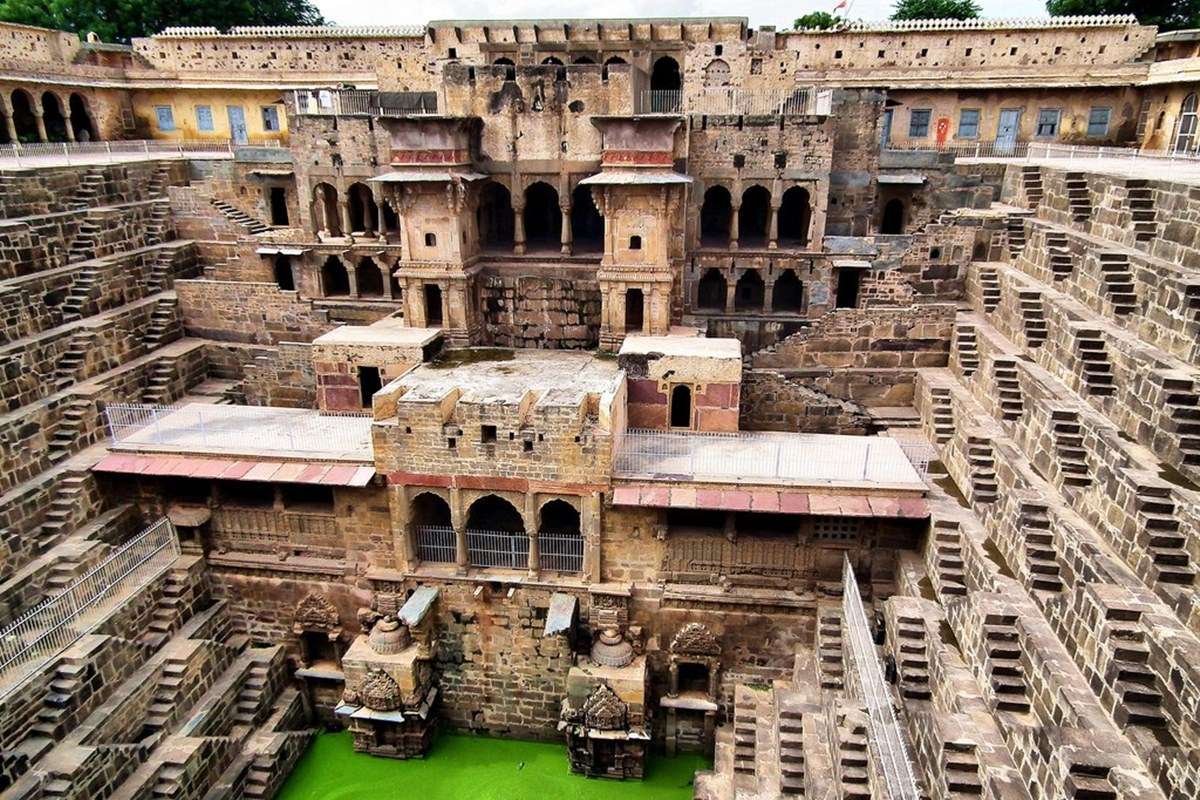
[359,668,403,712]
[583,684,627,731]
[670,622,720,656]
[367,616,410,655]
[590,626,633,668]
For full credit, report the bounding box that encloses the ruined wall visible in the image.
[738,368,872,434]
[479,269,601,350]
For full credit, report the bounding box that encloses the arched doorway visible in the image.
[273,255,294,291]
[778,187,811,247]
[347,183,377,235]
[650,56,682,112]
[625,288,644,333]
[739,186,771,248]
[734,269,765,310]
[1176,93,1198,153]
[697,268,727,310]
[541,56,566,81]
[670,384,693,428]
[11,90,38,142]
[40,93,66,141]
[700,186,732,246]
[312,183,341,236]
[493,57,516,81]
[523,182,561,250]
[881,198,905,234]
[477,182,515,250]
[538,499,583,573]
[321,256,350,296]
[412,493,454,563]
[772,269,803,312]
[356,257,384,297]
[466,494,528,569]
[602,56,626,81]
[571,185,603,253]
[68,93,96,141]
[572,56,596,65]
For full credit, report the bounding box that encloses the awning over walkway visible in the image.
[610,485,928,518]
[94,453,375,487]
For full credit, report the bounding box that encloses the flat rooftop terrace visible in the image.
[957,145,1200,185]
[390,350,623,406]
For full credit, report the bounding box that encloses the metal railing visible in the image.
[415,525,456,564]
[842,556,921,800]
[635,88,832,117]
[0,518,180,699]
[613,429,927,487]
[290,89,438,117]
[0,139,239,167]
[884,140,1200,163]
[466,529,530,570]
[104,402,373,459]
[539,532,584,573]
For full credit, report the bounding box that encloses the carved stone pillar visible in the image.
[314,185,329,236]
[560,202,572,255]
[32,109,46,143]
[450,487,468,574]
[392,486,417,572]
[767,202,780,250]
[62,101,75,143]
[1,104,16,144]
[724,277,736,314]
[729,202,740,250]
[525,493,540,578]
[512,198,527,255]
[339,199,352,239]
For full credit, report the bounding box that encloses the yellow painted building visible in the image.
[131,89,290,145]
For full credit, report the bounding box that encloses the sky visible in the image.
[312,0,1053,29]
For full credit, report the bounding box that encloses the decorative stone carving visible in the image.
[368,616,411,655]
[293,592,340,635]
[590,627,633,667]
[359,668,403,712]
[670,622,721,656]
[583,684,627,731]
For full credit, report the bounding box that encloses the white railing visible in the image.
[539,532,584,573]
[290,89,438,117]
[842,556,921,800]
[0,518,180,699]
[613,429,927,487]
[0,139,239,167]
[635,88,832,117]
[466,529,529,570]
[883,140,1032,158]
[884,140,1200,164]
[415,525,456,564]
[103,402,373,459]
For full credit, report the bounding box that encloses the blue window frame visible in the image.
[154,106,175,132]
[195,105,214,132]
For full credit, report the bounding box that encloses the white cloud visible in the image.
[316,0,1052,29]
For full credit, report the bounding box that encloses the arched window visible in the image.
[670,384,693,428]
[572,56,596,65]
[68,93,97,142]
[704,59,731,87]
[881,198,905,234]
[41,93,67,141]
[493,57,516,81]
[700,186,732,246]
[772,269,803,312]
[321,257,350,296]
[570,184,603,253]
[466,494,528,569]
[650,56,682,112]
[412,493,454,563]
[625,288,644,332]
[273,255,294,291]
[541,56,566,81]
[311,182,341,237]
[778,187,811,247]
[739,186,771,248]
[1176,93,1198,153]
[734,269,765,310]
[539,499,583,572]
[523,182,561,249]
[697,268,727,310]
[602,56,626,81]
[478,182,515,249]
[11,90,38,142]
[347,182,377,235]
[356,257,383,297]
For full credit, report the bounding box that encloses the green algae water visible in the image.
[278,731,710,800]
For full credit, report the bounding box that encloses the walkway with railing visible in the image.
[0,518,180,699]
[0,139,239,168]
[635,87,833,116]
[414,525,584,573]
[613,429,927,488]
[290,89,438,117]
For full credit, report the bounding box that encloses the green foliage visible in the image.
[793,11,843,30]
[1046,0,1200,32]
[0,0,326,44]
[891,0,981,20]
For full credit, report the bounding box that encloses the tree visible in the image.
[1046,0,1200,32]
[0,0,326,44]
[891,0,981,20]
[794,11,843,30]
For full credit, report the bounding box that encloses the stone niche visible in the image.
[617,332,743,432]
[661,622,722,754]
[337,586,440,758]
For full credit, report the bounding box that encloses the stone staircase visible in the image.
[1126,181,1157,243]
[31,657,88,739]
[978,268,1001,312]
[53,330,96,390]
[1045,229,1074,280]
[1020,166,1043,209]
[1065,172,1091,222]
[1162,376,1200,468]
[1065,765,1118,800]
[983,615,1030,713]
[1016,288,1047,347]
[146,250,176,293]
[67,218,101,263]
[992,359,1024,421]
[816,608,845,691]
[965,435,998,504]
[1050,409,1091,487]
[732,693,757,777]
[1005,214,1027,257]
[942,741,984,797]
[67,168,105,212]
[142,358,176,404]
[932,521,968,597]
[893,614,931,700]
[47,398,92,464]
[1134,489,1194,588]
[210,198,270,234]
[833,711,870,800]
[145,655,189,731]
[140,570,190,649]
[929,386,955,445]
[143,296,180,350]
[1104,617,1167,730]
[1019,502,1063,594]
[39,472,90,546]
[954,324,979,377]
[145,200,172,246]
[60,268,99,322]
[1097,252,1137,316]
[235,662,273,726]
[777,700,806,796]
[1073,329,1116,397]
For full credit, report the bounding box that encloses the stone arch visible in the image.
[700,185,732,246]
[68,93,97,141]
[293,592,343,667]
[273,255,295,291]
[670,384,693,428]
[321,256,350,297]
[739,185,771,247]
[881,198,905,234]
[538,498,581,534]
[1176,93,1199,152]
[572,56,596,65]
[477,181,515,249]
[493,57,516,81]
[411,491,452,528]
[734,268,765,310]
[602,56,626,81]
[356,256,384,297]
[312,182,341,237]
[772,268,803,312]
[778,186,811,247]
[40,92,67,141]
[704,59,731,86]
[697,268,727,310]
[11,89,38,142]
[570,184,603,253]
[523,181,561,249]
[466,493,526,533]
[649,56,682,112]
[347,182,378,235]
